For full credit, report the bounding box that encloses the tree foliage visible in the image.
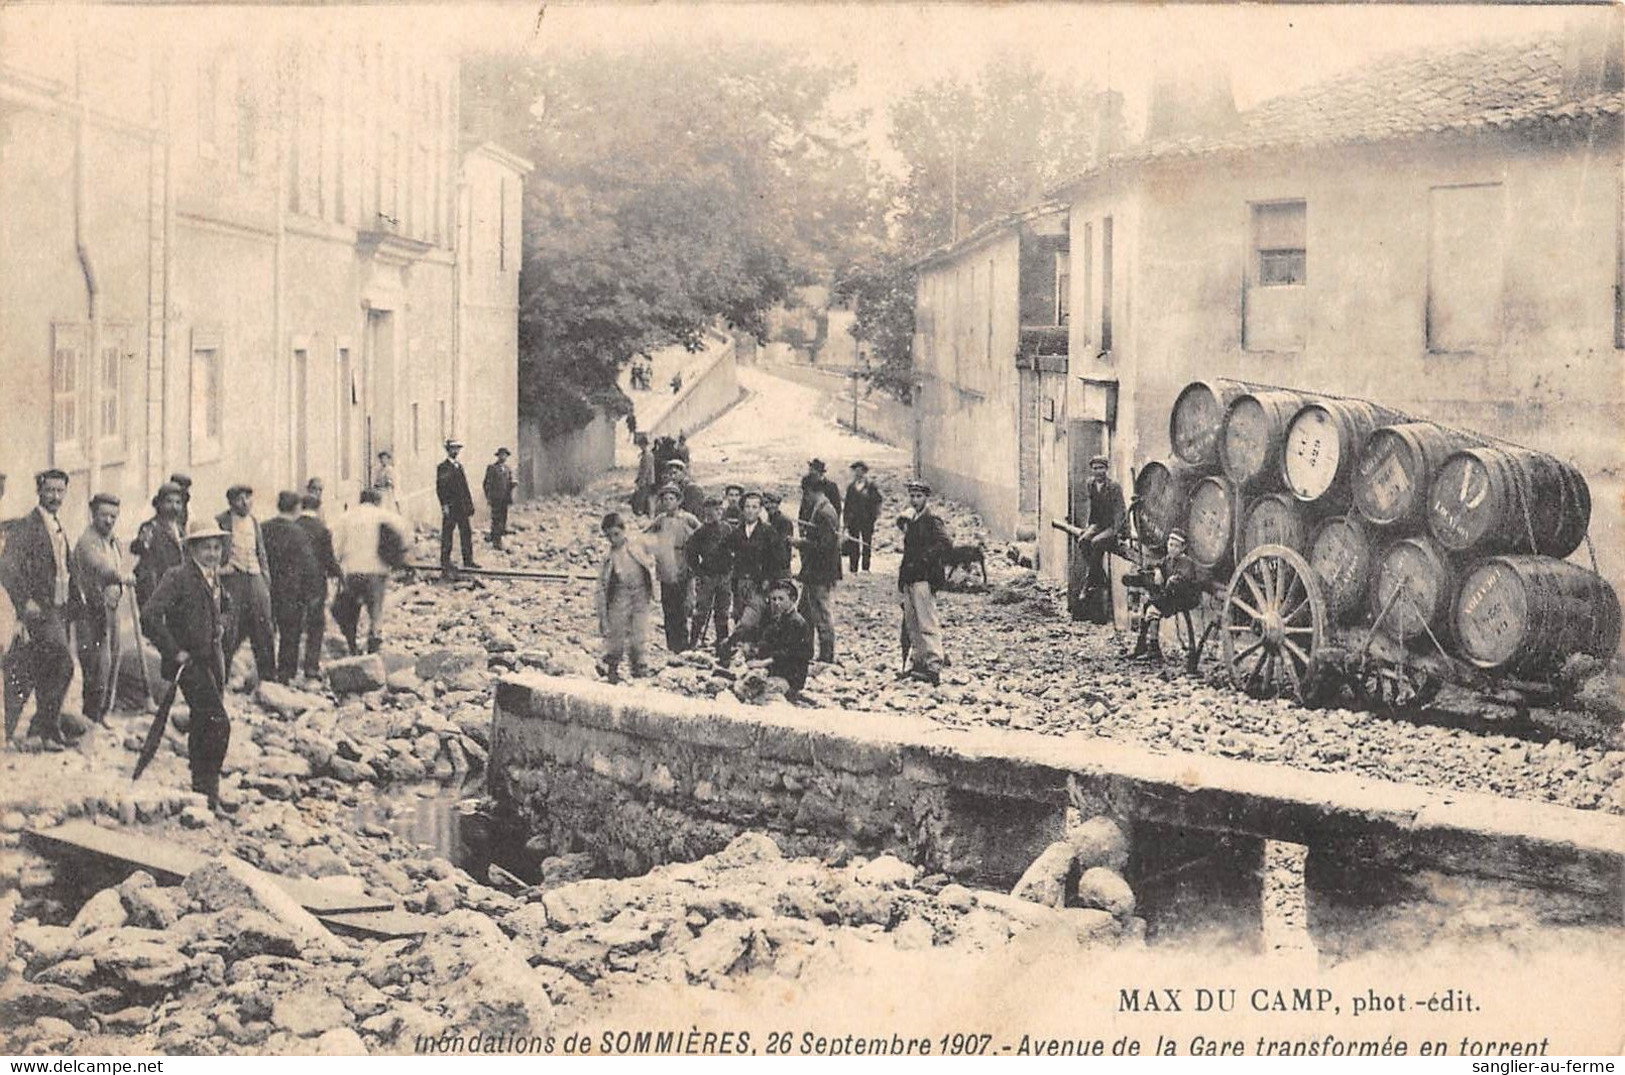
[837,60,1102,396]
[464,47,878,437]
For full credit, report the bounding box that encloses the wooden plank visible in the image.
[27,821,392,915]
[317,908,435,940]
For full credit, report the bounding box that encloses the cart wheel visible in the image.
[1221,544,1327,703]
[1352,663,1441,715]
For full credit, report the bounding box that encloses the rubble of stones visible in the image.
[0,826,1142,1055]
[406,487,1625,816]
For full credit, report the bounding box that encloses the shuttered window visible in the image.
[1254,201,1306,286]
[52,324,84,457]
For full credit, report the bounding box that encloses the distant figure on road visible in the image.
[483,447,517,550]
[670,371,684,395]
[843,461,883,573]
[595,512,655,683]
[436,438,478,570]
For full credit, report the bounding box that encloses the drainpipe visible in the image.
[154,45,174,494]
[75,43,103,497]
[274,54,288,487]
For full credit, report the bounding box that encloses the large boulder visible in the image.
[1068,816,1130,872]
[181,858,344,958]
[255,681,326,719]
[325,656,388,696]
[414,647,487,682]
[403,911,553,1036]
[272,990,351,1038]
[69,888,128,937]
[1075,867,1136,918]
[1010,841,1076,908]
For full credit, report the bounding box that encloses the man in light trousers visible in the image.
[896,479,951,685]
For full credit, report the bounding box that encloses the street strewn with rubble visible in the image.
[0,367,1619,1055]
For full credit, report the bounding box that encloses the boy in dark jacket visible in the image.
[721,492,788,661]
[745,578,814,696]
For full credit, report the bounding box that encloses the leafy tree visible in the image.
[464,48,878,437]
[838,60,1101,395]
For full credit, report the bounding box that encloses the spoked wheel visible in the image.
[1351,662,1442,715]
[1221,545,1327,702]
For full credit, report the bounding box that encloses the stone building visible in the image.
[914,23,1624,597]
[0,9,530,534]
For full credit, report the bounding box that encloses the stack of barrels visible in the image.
[1134,379,1619,678]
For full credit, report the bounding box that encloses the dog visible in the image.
[941,542,988,588]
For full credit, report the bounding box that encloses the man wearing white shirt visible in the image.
[332,487,407,655]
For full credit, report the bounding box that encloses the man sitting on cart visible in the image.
[1128,529,1203,662]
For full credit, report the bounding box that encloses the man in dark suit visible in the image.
[131,482,186,610]
[261,492,320,684]
[1072,454,1128,625]
[436,438,478,569]
[797,459,842,529]
[483,447,517,550]
[142,519,233,811]
[215,485,275,686]
[793,477,842,664]
[1,470,77,747]
[842,461,884,573]
[719,491,788,663]
[296,493,341,679]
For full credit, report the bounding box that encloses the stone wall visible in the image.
[490,674,1625,911]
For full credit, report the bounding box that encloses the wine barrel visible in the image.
[1282,399,1407,508]
[1454,557,1621,677]
[1169,379,1262,470]
[1309,516,1373,622]
[1134,461,1199,546]
[1241,493,1310,557]
[1186,476,1239,574]
[1221,389,1315,491]
[1369,536,1456,643]
[1353,422,1481,531]
[1426,446,1592,558]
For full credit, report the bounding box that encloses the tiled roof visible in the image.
[1067,34,1623,184]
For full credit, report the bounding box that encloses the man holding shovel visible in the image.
[72,493,136,726]
[140,519,233,813]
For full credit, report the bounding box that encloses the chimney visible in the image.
[1094,89,1128,161]
[1561,7,1624,101]
[1145,59,1239,143]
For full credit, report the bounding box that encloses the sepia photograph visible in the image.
[0,0,1620,1060]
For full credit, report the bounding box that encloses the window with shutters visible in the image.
[191,330,224,464]
[51,324,84,460]
[1427,184,1504,353]
[98,332,122,448]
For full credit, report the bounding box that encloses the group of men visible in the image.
[598,454,956,694]
[0,466,410,813]
[435,438,518,563]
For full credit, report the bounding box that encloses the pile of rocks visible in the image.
[1009,815,1141,933]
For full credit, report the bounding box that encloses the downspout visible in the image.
[274,56,288,486]
[74,44,103,494]
[154,44,174,494]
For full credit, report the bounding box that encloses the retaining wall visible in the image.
[490,674,1625,914]
[645,334,742,442]
[517,408,619,500]
[760,362,916,451]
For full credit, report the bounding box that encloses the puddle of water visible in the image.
[353,777,501,880]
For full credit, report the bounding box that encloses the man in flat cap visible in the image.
[483,447,518,551]
[2,470,77,747]
[142,518,234,811]
[1071,454,1127,625]
[685,496,734,655]
[645,483,699,653]
[842,461,883,573]
[896,478,952,685]
[744,578,814,698]
[793,475,841,663]
[215,484,275,687]
[73,492,136,725]
[660,458,706,520]
[1129,528,1203,662]
[437,438,478,570]
[132,482,187,610]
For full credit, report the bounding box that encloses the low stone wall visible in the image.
[517,409,618,500]
[645,334,742,443]
[491,674,1625,912]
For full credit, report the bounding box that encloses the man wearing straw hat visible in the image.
[142,518,234,811]
[72,492,136,725]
